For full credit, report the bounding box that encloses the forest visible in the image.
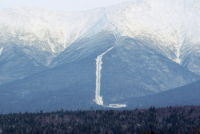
[0,105,200,134]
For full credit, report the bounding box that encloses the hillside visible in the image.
[120,79,200,109]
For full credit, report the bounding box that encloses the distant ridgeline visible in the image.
[0,105,200,134]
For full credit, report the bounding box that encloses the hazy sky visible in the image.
[0,0,131,12]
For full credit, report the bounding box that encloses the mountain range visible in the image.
[0,0,200,113]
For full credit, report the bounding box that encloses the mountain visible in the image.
[0,0,200,113]
[118,79,200,109]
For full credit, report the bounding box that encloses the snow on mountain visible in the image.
[0,0,199,73]
[0,1,199,86]
[0,0,200,112]
[105,0,200,65]
[1,0,200,66]
[0,7,113,65]
[0,47,3,56]
[0,0,199,86]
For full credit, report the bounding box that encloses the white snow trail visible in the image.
[94,47,127,108]
[95,47,114,105]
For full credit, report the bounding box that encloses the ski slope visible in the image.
[94,47,127,108]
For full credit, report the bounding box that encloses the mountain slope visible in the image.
[106,0,200,69]
[119,79,200,109]
[0,0,200,112]
[0,38,199,113]
[0,57,97,113]
[100,38,200,104]
[0,45,47,85]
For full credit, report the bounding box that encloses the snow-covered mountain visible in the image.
[0,0,200,112]
[1,0,200,67]
[0,7,113,65]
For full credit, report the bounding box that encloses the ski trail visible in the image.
[94,47,127,108]
[95,47,114,105]
[94,9,126,108]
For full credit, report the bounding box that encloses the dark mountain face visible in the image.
[118,79,200,109]
[0,36,199,113]
[0,45,48,85]
[100,38,200,104]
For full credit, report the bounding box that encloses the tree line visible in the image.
[0,105,200,133]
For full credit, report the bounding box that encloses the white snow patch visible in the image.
[0,47,3,56]
[175,50,181,64]
[107,104,127,108]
